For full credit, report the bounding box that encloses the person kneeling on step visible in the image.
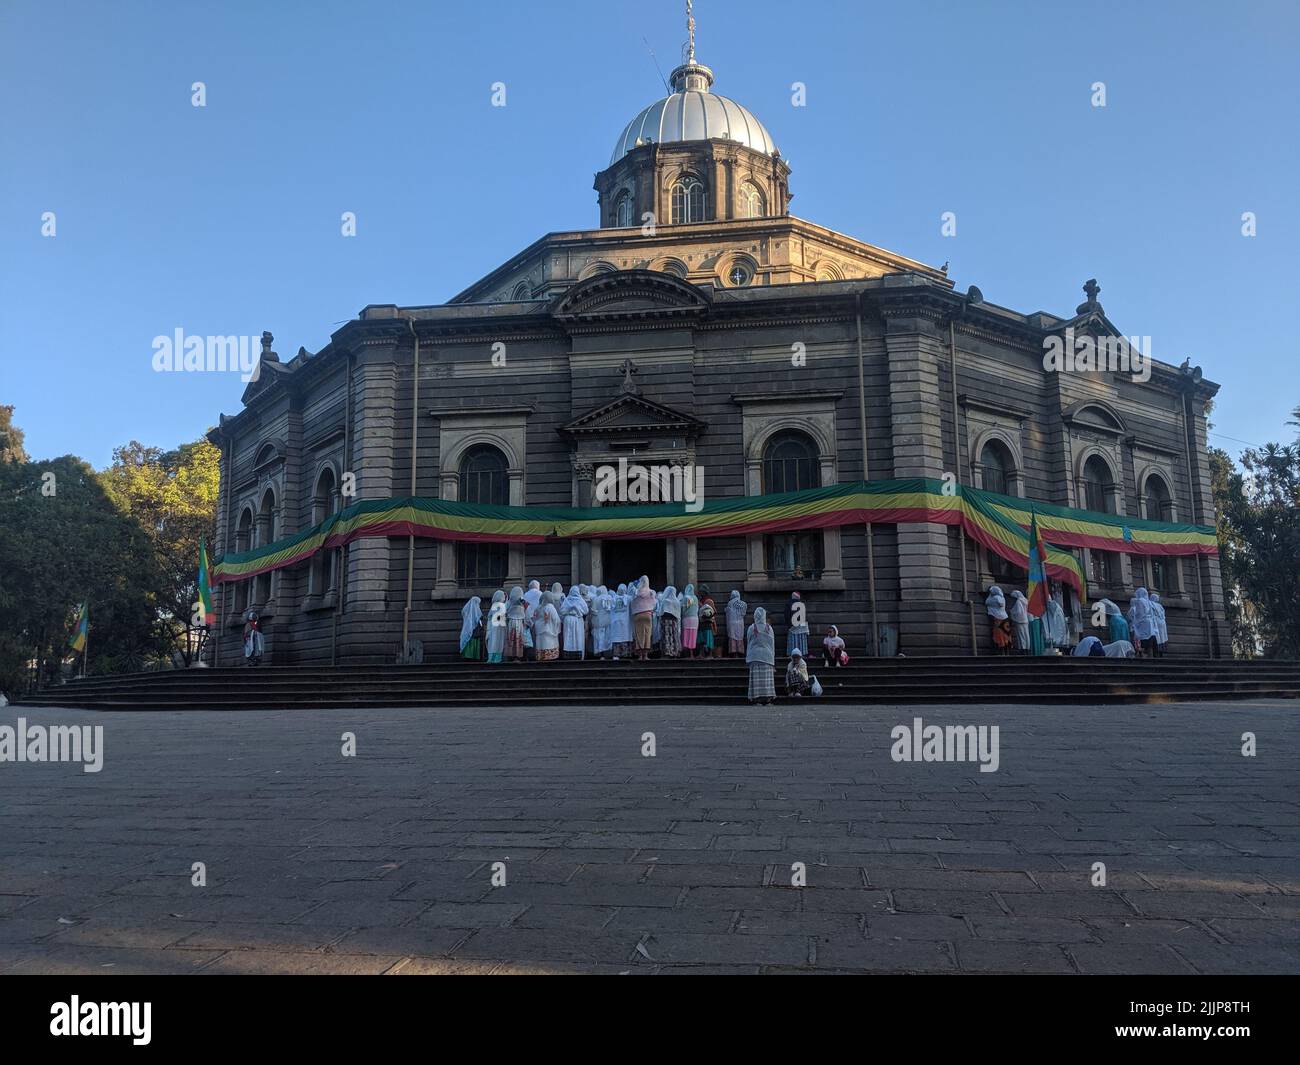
[786,649,811,697]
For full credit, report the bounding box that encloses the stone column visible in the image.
[575,462,594,584]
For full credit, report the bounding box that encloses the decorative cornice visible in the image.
[958,394,1027,424]
[731,390,844,405]
[426,404,535,419]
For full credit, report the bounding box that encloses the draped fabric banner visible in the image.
[211,479,1218,599]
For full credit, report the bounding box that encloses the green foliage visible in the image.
[0,452,160,692]
[99,438,220,665]
[1211,441,1300,658]
[0,405,28,464]
[0,409,222,694]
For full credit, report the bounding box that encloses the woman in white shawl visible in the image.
[1099,599,1130,644]
[1072,635,1103,657]
[591,585,614,659]
[504,586,527,662]
[459,595,483,661]
[1008,589,1030,652]
[521,580,542,659]
[1044,588,1068,652]
[533,594,562,662]
[484,590,507,663]
[560,585,589,660]
[610,583,632,659]
[985,586,1012,654]
[680,584,700,659]
[629,576,656,661]
[1102,639,1136,658]
[746,606,776,704]
[657,585,682,658]
[1149,592,1169,656]
[1127,588,1156,657]
[725,590,748,657]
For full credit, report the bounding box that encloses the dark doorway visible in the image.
[602,539,667,589]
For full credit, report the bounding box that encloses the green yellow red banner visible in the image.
[210,479,1216,598]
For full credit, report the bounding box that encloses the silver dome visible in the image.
[610,62,777,164]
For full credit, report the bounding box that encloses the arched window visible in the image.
[615,191,634,228]
[739,183,764,218]
[762,431,824,579]
[309,468,339,598]
[1081,456,1117,585]
[457,446,509,586]
[763,431,820,494]
[978,440,1014,497]
[1082,455,1115,514]
[1144,475,1172,522]
[234,508,253,614]
[253,488,276,607]
[977,441,1021,579]
[459,445,508,506]
[1144,475,1175,591]
[670,176,706,224]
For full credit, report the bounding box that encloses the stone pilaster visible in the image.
[883,306,960,651]
[345,346,399,613]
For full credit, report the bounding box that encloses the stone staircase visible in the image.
[17,656,1300,710]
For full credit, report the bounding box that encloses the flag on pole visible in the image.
[68,602,88,653]
[197,537,216,626]
[1025,510,1051,616]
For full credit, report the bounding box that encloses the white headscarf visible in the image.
[506,586,525,619]
[658,585,681,619]
[1073,635,1101,656]
[1045,593,1068,646]
[1008,589,1028,624]
[459,596,482,652]
[1128,587,1154,640]
[1149,593,1168,644]
[1103,640,1136,658]
[985,586,1007,620]
[725,589,747,620]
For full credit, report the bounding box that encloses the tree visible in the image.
[98,437,220,666]
[0,451,161,693]
[1212,442,1300,658]
[0,405,28,463]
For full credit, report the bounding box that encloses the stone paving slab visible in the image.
[0,700,1297,975]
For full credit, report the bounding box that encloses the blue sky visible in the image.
[2,0,1297,467]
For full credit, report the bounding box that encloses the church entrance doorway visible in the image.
[601,538,667,589]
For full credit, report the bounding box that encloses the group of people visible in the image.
[457,583,849,704]
[984,584,1171,659]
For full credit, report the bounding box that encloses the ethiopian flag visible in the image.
[1025,511,1051,616]
[68,602,88,653]
[197,538,216,626]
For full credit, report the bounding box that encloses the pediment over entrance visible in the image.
[561,392,704,439]
[550,269,711,324]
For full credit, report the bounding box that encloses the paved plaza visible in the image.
[0,700,1296,975]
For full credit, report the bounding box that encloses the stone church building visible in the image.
[208,42,1227,665]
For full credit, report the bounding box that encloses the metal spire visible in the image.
[686,0,696,65]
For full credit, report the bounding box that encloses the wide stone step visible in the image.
[17,656,1299,710]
